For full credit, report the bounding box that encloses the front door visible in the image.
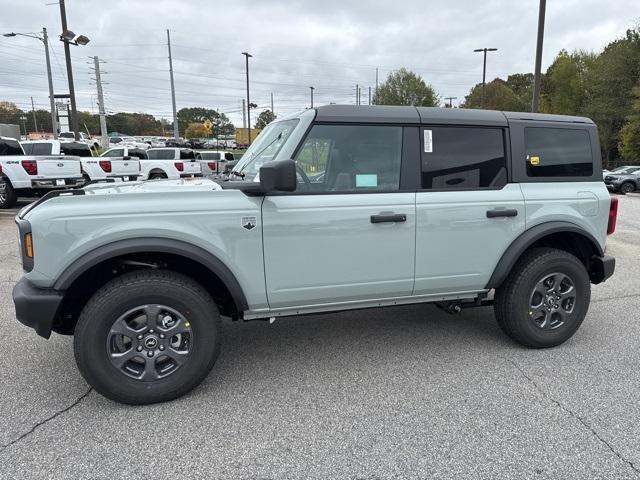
[262,124,416,309]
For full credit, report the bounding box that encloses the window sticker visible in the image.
[356,174,378,187]
[528,155,540,165]
[424,129,433,153]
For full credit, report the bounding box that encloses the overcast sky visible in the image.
[0,0,637,127]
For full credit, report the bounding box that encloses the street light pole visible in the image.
[309,86,315,108]
[59,0,80,140]
[166,29,179,139]
[532,0,546,112]
[473,47,498,109]
[2,28,58,137]
[242,52,252,144]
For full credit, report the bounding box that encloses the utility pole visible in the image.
[356,84,359,105]
[532,0,546,112]
[30,97,38,132]
[93,56,108,149]
[241,52,252,144]
[473,47,498,109]
[242,98,246,129]
[375,68,378,104]
[166,29,179,139]
[445,96,458,108]
[59,0,79,140]
[368,86,371,105]
[270,92,274,116]
[309,86,315,108]
[42,28,57,138]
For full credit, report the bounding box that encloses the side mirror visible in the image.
[259,159,297,192]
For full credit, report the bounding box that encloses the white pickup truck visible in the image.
[21,140,141,184]
[197,150,235,176]
[0,136,83,209]
[101,146,202,180]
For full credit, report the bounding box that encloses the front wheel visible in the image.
[494,248,591,348]
[74,270,221,404]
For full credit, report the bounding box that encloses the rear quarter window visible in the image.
[525,127,593,177]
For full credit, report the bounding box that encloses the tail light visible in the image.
[207,162,217,172]
[98,160,112,173]
[607,196,618,235]
[174,162,184,172]
[21,160,38,175]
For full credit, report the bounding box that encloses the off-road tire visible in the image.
[74,270,221,404]
[494,247,590,348]
[149,172,167,180]
[0,178,17,209]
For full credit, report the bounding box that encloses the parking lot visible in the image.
[0,195,638,479]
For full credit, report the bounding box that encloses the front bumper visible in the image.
[13,278,64,339]
[590,255,615,284]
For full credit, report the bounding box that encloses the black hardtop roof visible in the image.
[313,104,594,126]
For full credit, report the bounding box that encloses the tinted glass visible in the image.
[294,125,402,192]
[110,137,122,144]
[61,142,92,157]
[0,138,24,155]
[147,149,175,160]
[525,127,593,177]
[224,152,234,161]
[128,148,148,159]
[179,149,195,159]
[421,127,506,189]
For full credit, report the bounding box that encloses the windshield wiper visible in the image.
[230,170,245,178]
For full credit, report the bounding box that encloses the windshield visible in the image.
[233,119,299,177]
[611,166,640,174]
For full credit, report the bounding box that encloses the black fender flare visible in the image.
[485,221,604,289]
[54,237,248,312]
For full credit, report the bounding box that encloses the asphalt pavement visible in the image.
[0,195,639,479]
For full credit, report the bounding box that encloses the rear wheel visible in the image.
[494,248,591,348]
[149,171,167,180]
[74,270,221,404]
[0,178,17,209]
[620,182,635,194]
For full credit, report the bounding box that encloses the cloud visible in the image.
[0,0,637,127]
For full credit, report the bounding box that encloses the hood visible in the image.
[83,177,222,195]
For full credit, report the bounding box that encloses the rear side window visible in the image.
[180,149,195,160]
[421,127,506,189]
[128,148,148,159]
[22,143,52,155]
[61,143,92,157]
[525,127,593,177]
[0,139,24,155]
[147,149,175,160]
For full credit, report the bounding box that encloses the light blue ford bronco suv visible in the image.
[13,106,617,404]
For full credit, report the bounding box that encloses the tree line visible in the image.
[372,27,640,165]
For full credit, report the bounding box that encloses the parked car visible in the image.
[187,138,205,149]
[21,140,140,184]
[12,105,616,405]
[108,136,150,150]
[103,146,200,180]
[197,150,235,176]
[0,136,83,208]
[59,132,100,150]
[604,166,640,193]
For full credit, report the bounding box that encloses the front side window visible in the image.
[421,127,506,190]
[294,124,402,193]
[525,127,593,177]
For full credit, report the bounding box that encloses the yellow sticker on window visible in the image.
[529,155,540,165]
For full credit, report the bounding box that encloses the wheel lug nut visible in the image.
[149,329,154,334]
[137,334,143,340]
[159,345,165,351]
[159,334,165,339]
[147,351,154,357]
[136,346,143,352]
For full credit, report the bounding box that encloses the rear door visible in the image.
[262,124,416,309]
[414,125,525,295]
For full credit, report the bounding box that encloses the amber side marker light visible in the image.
[24,233,33,258]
